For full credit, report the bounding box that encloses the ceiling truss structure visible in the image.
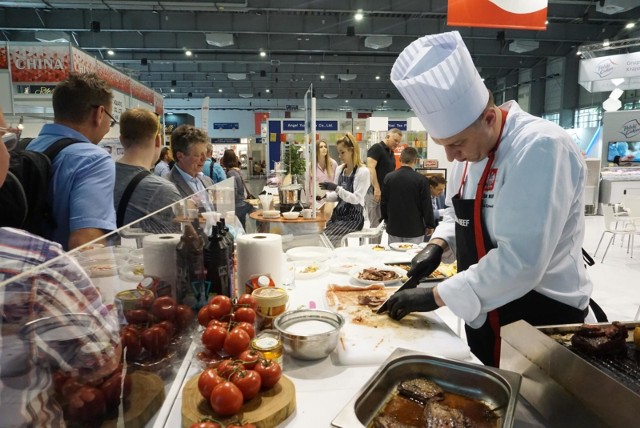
[0,0,639,101]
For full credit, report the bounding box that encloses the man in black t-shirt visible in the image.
[365,128,402,243]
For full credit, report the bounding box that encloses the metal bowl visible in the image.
[273,309,344,360]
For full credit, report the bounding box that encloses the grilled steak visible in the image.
[359,268,399,281]
[571,321,628,355]
[398,378,443,403]
[371,415,413,428]
[357,294,387,308]
[424,401,476,428]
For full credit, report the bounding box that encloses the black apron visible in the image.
[324,166,365,247]
[452,110,587,367]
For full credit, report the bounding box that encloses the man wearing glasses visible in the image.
[26,73,117,250]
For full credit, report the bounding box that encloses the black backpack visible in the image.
[0,137,80,236]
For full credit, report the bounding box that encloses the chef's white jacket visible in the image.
[432,101,593,328]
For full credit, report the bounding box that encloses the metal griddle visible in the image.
[501,320,640,428]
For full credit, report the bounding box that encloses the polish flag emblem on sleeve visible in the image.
[448,0,548,30]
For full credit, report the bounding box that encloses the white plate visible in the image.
[294,262,328,279]
[349,265,406,286]
[286,246,333,262]
[329,261,363,274]
[389,242,422,252]
[362,243,389,253]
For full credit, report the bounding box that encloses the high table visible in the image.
[153,244,547,427]
[249,210,328,235]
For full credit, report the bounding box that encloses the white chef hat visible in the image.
[391,31,489,139]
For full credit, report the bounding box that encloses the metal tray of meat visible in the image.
[331,348,521,428]
[501,320,640,428]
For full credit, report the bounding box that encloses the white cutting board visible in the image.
[335,312,471,366]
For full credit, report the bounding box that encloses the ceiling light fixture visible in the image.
[320,74,325,79]
[626,22,636,29]
[266,89,270,93]
[185,50,193,56]
[170,88,175,92]
[603,38,610,47]
[354,10,364,21]
[376,75,380,80]
[259,50,267,57]
[107,49,114,56]
[218,89,223,93]
[345,100,349,103]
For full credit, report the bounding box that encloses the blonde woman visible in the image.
[319,133,371,247]
[308,140,338,208]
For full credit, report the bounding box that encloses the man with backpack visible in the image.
[202,143,226,183]
[26,73,117,250]
[114,108,182,232]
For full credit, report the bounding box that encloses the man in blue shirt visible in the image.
[202,143,227,183]
[27,73,117,250]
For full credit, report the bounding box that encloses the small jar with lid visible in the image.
[251,330,283,368]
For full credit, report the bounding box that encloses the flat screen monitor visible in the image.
[607,141,640,163]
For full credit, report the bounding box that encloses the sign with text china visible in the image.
[448,0,548,30]
[9,44,70,82]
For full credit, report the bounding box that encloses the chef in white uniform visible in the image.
[383,31,595,367]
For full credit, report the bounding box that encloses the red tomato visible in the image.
[231,369,262,401]
[236,294,258,311]
[175,304,195,331]
[53,371,71,396]
[232,307,256,325]
[207,319,230,330]
[137,292,155,309]
[156,320,176,338]
[254,359,282,389]
[100,371,132,410]
[201,325,228,352]
[237,349,263,370]
[189,421,222,428]
[217,359,243,379]
[151,296,177,321]
[223,327,251,357]
[140,325,170,356]
[209,382,243,416]
[198,305,212,326]
[197,368,225,400]
[124,309,150,325]
[120,328,142,361]
[209,295,233,321]
[66,386,107,422]
[233,321,255,339]
[61,377,84,400]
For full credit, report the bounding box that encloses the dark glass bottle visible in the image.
[203,224,230,299]
[218,219,236,297]
[175,223,206,310]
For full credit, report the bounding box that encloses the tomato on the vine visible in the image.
[254,359,282,389]
[124,309,150,325]
[209,295,233,321]
[100,371,132,410]
[210,382,243,416]
[236,294,258,311]
[120,327,142,361]
[198,305,212,326]
[207,319,230,330]
[233,321,255,339]
[156,320,176,338]
[237,349,262,370]
[232,307,256,325]
[230,369,262,401]
[202,325,228,353]
[189,420,222,428]
[223,327,251,356]
[66,386,107,422]
[140,325,170,356]
[151,296,177,321]
[217,359,244,379]
[174,304,195,331]
[197,368,225,400]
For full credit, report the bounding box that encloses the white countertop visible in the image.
[155,245,483,428]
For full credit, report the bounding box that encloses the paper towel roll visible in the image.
[236,233,283,289]
[143,234,181,288]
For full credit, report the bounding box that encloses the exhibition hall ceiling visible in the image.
[0,0,639,102]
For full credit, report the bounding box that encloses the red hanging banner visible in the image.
[448,0,548,31]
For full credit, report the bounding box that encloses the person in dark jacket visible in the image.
[381,146,435,244]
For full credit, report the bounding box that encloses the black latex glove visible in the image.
[319,181,337,191]
[407,243,444,280]
[387,287,439,320]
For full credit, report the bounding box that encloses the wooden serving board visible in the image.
[181,373,295,428]
[102,371,165,428]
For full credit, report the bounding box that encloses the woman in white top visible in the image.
[319,133,371,247]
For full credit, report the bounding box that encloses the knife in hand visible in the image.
[376,275,421,314]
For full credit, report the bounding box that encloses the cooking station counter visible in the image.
[156,245,551,427]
